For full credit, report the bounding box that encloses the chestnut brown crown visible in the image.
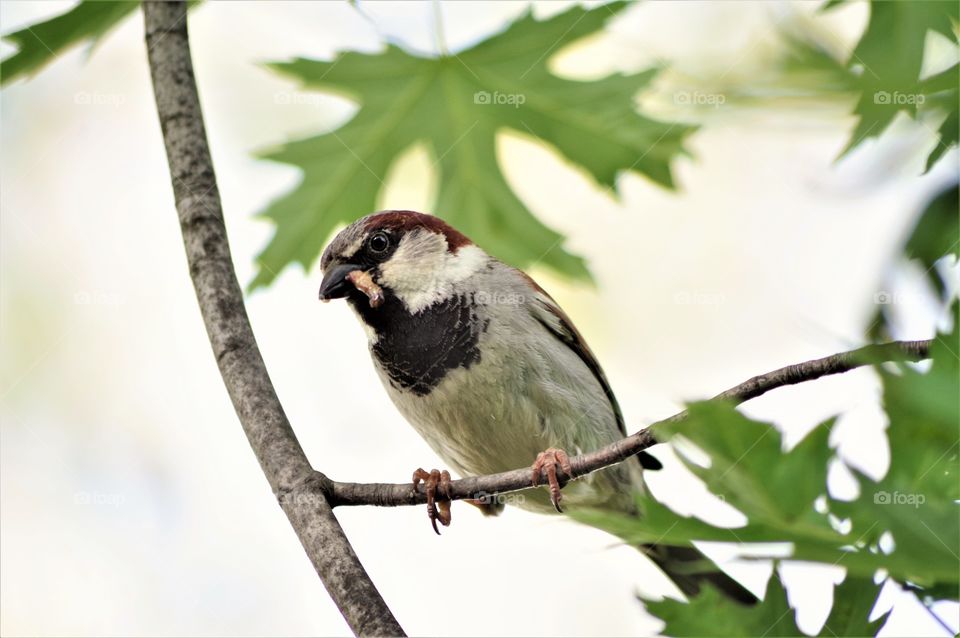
[320,210,472,272]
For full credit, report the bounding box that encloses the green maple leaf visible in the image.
[833,301,960,594]
[818,576,889,637]
[646,573,888,637]
[906,182,959,296]
[919,64,960,171]
[835,1,958,163]
[1,0,138,86]
[831,304,959,594]
[658,401,834,525]
[251,1,694,289]
[643,574,800,637]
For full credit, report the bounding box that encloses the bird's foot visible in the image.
[531,447,573,512]
[412,468,452,534]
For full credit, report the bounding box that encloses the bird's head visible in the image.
[318,210,488,315]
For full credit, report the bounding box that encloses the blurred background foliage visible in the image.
[2,1,957,636]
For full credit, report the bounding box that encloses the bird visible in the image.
[318,209,756,604]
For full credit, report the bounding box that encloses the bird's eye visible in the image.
[368,231,390,254]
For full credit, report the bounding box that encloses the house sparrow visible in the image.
[318,210,755,604]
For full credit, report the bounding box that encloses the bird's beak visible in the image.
[318,263,360,302]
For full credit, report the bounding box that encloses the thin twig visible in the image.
[141,2,404,635]
[327,339,933,507]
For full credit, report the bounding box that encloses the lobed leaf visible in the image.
[252,2,694,289]
[1,1,138,86]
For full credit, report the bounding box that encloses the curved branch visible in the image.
[141,3,404,635]
[328,339,932,507]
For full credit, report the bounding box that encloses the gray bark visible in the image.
[142,3,404,635]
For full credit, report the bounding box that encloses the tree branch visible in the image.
[141,3,404,635]
[327,339,932,507]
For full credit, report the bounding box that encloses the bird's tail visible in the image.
[641,543,758,605]
[587,457,758,605]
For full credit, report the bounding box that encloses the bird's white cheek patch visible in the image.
[379,232,487,313]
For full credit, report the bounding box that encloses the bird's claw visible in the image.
[531,447,573,512]
[412,468,452,534]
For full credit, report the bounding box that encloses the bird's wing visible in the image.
[520,273,661,469]
[523,276,626,434]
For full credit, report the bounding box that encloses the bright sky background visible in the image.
[1,1,957,636]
